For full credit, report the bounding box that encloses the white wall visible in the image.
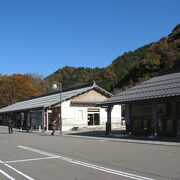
[100,105,122,128]
[61,100,122,131]
[61,100,88,131]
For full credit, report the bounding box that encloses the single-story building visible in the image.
[0,83,122,132]
[98,71,180,138]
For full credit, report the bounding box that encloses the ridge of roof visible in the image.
[98,71,180,105]
[22,82,97,101]
[121,76,180,94]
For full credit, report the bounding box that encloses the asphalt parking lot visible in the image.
[0,126,180,180]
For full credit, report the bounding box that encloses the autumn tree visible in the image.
[0,74,44,108]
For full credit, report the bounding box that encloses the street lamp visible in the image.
[52,82,62,135]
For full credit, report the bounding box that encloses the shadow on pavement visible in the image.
[67,129,180,143]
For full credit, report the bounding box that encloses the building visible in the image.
[98,72,180,138]
[0,83,122,132]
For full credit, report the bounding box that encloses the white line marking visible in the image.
[4,164,34,180]
[3,156,56,164]
[64,159,153,180]
[18,145,55,157]
[18,145,155,180]
[0,169,16,180]
[0,160,16,180]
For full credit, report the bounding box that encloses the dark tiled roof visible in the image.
[98,72,180,105]
[0,83,112,113]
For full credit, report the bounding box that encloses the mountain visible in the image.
[0,24,179,109]
[44,24,180,94]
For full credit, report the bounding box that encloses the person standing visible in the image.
[51,120,56,136]
[8,118,14,134]
[26,113,30,133]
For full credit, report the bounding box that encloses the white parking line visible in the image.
[18,145,155,180]
[3,156,56,164]
[4,164,34,180]
[0,169,16,180]
[18,145,56,157]
[0,159,34,180]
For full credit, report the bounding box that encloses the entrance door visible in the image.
[87,113,100,126]
[94,113,100,125]
[88,114,93,125]
[87,108,100,126]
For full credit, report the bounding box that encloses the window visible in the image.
[88,113,100,126]
[158,102,176,135]
[78,110,83,121]
[131,104,151,135]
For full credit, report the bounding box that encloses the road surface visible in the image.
[0,127,180,180]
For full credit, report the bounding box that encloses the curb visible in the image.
[1,126,180,147]
[64,134,180,147]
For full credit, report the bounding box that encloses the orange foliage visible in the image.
[0,74,43,108]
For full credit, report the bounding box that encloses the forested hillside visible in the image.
[44,24,180,93]
[0,24,180,108]
[0,74,48,108]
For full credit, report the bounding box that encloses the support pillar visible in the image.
[46,110,49,131]
[125,104,131,135]
[42,108,45,132]
[29,111,32,132]
[26,111,31,132]
[149,103,158,138]
[106,105,113,136]
[171,102,179,138]
[20,112,24,131]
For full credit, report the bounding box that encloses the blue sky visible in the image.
[0,0,180,77]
